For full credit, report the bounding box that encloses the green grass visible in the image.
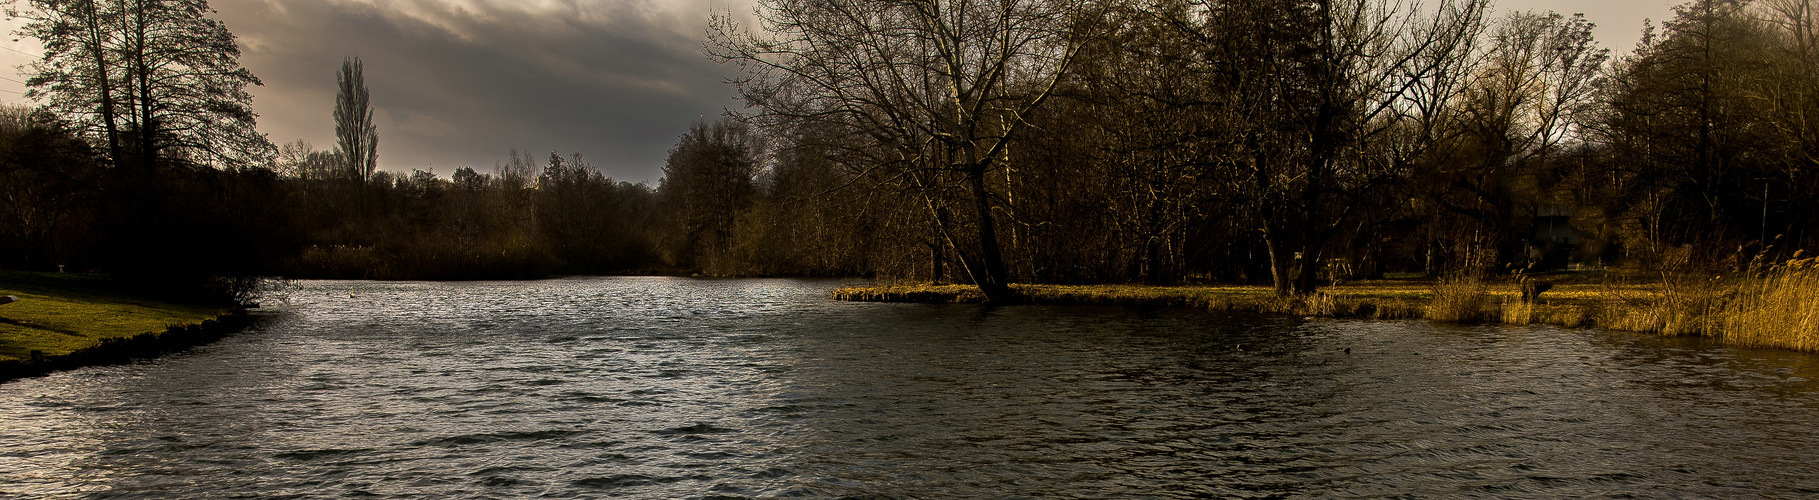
[0,271,229,362]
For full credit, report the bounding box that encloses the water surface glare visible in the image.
[4,277,1819,497]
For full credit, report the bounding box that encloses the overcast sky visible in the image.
[0,0,1679,184]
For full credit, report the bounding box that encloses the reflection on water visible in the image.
[3,277,1818,497]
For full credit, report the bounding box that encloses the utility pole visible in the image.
[1757,177,1770,249]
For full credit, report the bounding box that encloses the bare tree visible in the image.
[13,0,271,171]
[9,0,125,165]
[1182,0,1487,294]
[709,0,1097,302]
[1416,11,1607,269]
[1752,0,1819,244]
[1040,1,1234,284]
[1596,0,1775,254]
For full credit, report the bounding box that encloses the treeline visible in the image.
[0,0,279,299]
[703,0,1819,300]
[278,146,657,279]
[0,102,885,282]
[0,106,292,296]
[277,119,893,279]
[2,0,1815,299]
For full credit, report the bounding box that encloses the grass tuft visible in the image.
[1425,276,1489,323]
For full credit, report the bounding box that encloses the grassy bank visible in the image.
[0,271,232,363]
[833,262,1819,353]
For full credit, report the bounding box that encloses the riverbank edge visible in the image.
[0,309,250,384]
[828,282,1783,349]
[831,283,1427,317]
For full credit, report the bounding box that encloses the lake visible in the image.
[3,277,1819,497]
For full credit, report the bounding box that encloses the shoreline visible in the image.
[0,271,253,384]
[830,279,1816,353]
[0,309,250,383]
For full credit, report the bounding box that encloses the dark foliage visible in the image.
[4,0,1814,293]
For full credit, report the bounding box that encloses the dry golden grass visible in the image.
[1499,298,1533,325]
[832,268,1819,353]
[1715,258,1819,351]
[1425,276,1489,323]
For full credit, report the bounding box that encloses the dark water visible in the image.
[4,278,1819,498]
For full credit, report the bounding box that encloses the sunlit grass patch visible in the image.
[0,271,227,362]
[833,281,1433,318]
[830,283,988,303]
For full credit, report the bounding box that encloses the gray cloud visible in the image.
[0,0,1676,183]
[218,0,750,183]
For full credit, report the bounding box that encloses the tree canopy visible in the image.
[14,0,272,171]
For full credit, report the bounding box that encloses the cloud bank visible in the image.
[1,0,1673,183]
[219,0,751,183]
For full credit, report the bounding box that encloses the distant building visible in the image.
[1529,205,1588,269]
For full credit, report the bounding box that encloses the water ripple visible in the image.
[2,277,1819,498]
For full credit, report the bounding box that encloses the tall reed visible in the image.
[1715,257,1819,352]
[1499,298,1533,325]
[1425,275,1488,323]
[1598,261,1727,336]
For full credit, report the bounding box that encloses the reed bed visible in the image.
[1425,276,1489,323]
[1715,258,1819,351]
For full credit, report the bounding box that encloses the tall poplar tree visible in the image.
[334,56,377,182]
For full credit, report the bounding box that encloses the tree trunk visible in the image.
[131,9,157,174]
[81,0,124,170]
[1294,244,1324,295]
[1256,149,1295,297]
[966,165,1014,303]
[1263,223,1293,297]
[928,240,944,284]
